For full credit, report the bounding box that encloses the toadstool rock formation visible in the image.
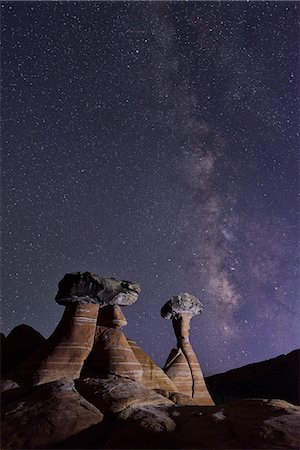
[161,293,214,405]
[17,272,141,386]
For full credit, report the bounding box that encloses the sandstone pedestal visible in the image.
[85,305,143,382]
[17,302,99,385]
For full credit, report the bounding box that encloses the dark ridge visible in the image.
[2,324,46,375]
[205,349,300,406]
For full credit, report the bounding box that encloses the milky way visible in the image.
[2,1,299,375]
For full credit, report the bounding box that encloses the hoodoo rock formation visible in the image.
[2,271,299,450]
[17,272,141,385]
[161,293,214,405]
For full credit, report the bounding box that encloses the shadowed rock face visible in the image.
[206,349,300,406]
[1,325,45,375]
[161,293,214,406]
[17,273,141,386]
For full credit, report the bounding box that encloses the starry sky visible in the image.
[1,1,299,376]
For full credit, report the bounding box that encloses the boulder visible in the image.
[76,376,173,414]
[55,272,141,307]
[76,376,175,440]
[1,379,104,449]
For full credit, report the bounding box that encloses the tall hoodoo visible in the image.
[17,272,141,385]
[161,293,214,405]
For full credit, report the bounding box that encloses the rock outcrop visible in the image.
[17,272,141,385]
[161,293,214,405]
[2,379,300,449]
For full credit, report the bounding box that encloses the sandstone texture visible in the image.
[98,304,128,328]
[17,302,99,385]
[85,325,143,381]
[84,305,143,382]
[1,380,104,449]
[127,338,179,392]
[76,376,176,438]
[76,376,173,414]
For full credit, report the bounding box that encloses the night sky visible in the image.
[1,1,299,376]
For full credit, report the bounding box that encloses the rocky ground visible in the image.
[2,333,300,449]
[2,376,300,449]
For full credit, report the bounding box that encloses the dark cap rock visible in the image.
[55,272,141,306]
[161,293,203,319]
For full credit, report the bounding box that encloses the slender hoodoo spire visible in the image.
[161,293,214,405]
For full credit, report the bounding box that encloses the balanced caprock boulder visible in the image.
[17,272,141,385]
